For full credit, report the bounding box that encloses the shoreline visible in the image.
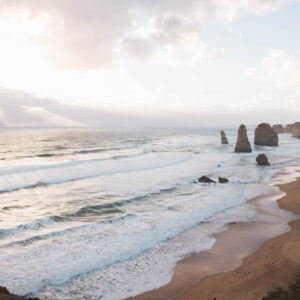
[1,168,299,300]
[129,168,300,300]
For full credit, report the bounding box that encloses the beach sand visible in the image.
[130,174,300,300]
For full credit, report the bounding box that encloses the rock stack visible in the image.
[272,124,284,134]
[293,122,300,139]
[0,286,40,300]
[254,123,278,146]
[285,124,294,133]
[235,124,252,153]
[220,130,228,144]
[256,154,270,165]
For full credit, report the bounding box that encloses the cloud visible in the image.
[122,15,219,66]
[0,0,296,71]
[244,49,300,111]
[210,0,296,21]
[0,0,130,71]
[0,87,298,128]
[0,87,168,128]
[245,49,300,90]
[0,88,83,127]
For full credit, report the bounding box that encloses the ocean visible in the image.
[0,128,299,300]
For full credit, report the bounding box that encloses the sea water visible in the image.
[0,128,299,299]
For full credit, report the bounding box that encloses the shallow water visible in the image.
[0,128,299,299]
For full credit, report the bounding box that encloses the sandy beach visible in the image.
[129,171,300,300]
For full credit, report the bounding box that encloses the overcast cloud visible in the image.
[0,0,296,70]
[0,87,299,128]
[0,0,299,127]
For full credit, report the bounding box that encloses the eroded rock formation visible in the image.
[285,124,294,133]
[198,176,216,183]
[272,124,284,134]
[235,124,252,153]
[256,154,270,166]
[293,122,300,138]
[218,177,229,183]
[254,123,278,146]
[220,130,228,144]
[0,286,40,300]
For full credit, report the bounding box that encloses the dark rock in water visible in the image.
[218,177,229,183]
[254,123,278,146]
[220,130,228,144]
[0,286,40,299]
[0,286,9,295]
[198,175,216,183]
[235,124,252,153]
[293,122,300,139]
[256,154,270,165]
[285,124,294,133]
[272,124,284,134]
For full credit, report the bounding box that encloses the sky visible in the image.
[0,0,300,128]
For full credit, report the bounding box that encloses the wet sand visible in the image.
[130,172,300,300]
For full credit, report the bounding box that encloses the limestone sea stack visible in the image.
[256,154,270,165]
[220,130,228,144]
[235,124,252,153]
[254,123,278,146]
[285,124,294,133]
[293,122,300,138]
[272,124,284,134]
